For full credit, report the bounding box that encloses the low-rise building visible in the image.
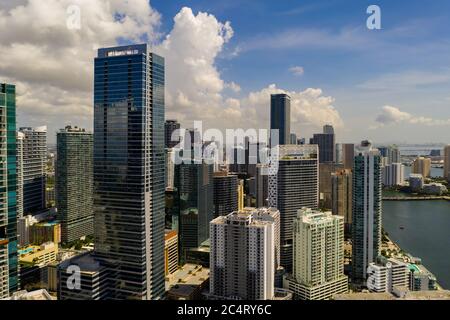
[366,257,410,293]
[409,174,424,192]
[19,242,58,267]
[422,183,448,195]
[166,264,210,300]
[2,289,55,300]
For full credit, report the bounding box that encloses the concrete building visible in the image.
[166,264,210,300]
[331,169,352,235]
[382,162,405,186]
[210,209,276,300]
[2,289,55,300]
[319,162,343,210]
[284,208,348,300]
[0,83,19,298]
[29,221,61,245]
[352,141,382,284]
[409,174,424,192]
[18,126,47,215]
[409,263,438,291]
[269,144,319,270]
[56,126,93,244]
[378,145,401,165]
[255,164,269,208]
[366,257,410,293]
[213,171,238,218]
[19,242,58,267]
[164,230,178,277]
[422,183,448,195]
[412,157,431,178]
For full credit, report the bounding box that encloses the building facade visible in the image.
[412,157,431,178]
[285,208,348,300]
[270,94,291,146]
[0,83,19,298]
[165,120,181,149]
[210,209,276,300]
[93,44,165,299]
[56,126,93,244]
[331,169,353,235]
[18,126,47,215]
[268,145,319,270]
[352,141,382,284]
[444,145,450,181]
[213,171,238,218]
[310,125,336,164]
[367,257,410,293]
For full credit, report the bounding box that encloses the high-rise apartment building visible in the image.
[352,141,382,284]
[165,120,181,149]
[56,126,93,244]
[310,125,336,163]
[284,208,348,300]
[382,162,405,186]
[213,171,238,218]
[256,164,269,208]
[367,257,410,293]
[174,161,214,260]
[93,44,165,299]
[0,83,19,298]
[16,132,24,218]
[444,145,450,181]
[269,145,319,270]
[19,126,47,215]
[210,208,278,300]
[270,94,291,146]
[412,157,431,178]
[378,145,401,165]
[331,169,352,234]
[164,230,179,277]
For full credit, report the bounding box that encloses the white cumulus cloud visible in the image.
[374,105,450,128]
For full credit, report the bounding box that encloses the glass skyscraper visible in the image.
[270,94,291,146]
[56,126,94,244]
[0,83,19,298]
[93,44,165,300]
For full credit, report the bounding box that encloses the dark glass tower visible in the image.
[56,126,93,244]
[93,44,165,300]
[270,94,291,146]
[213,171,238,218]
[0,83,19,298]
[310,125,336,163]
[174,161,214,261]
[165,120,180,148]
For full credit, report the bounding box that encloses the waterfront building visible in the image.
[310,125,336,163]
[210,209,277,300]
[378,145,401,165]
[0,83,19,298]
[93,44,166,299]
[269,144,319,270]
[352,140,382,284]
[56,126,93,244]
[284,208,348,300]
[422,183,448,195]
[213,171,238,218]
[412,157,431,178]
[270,94,291,146]
[18,126,47,215]
[290,133,297,145]
[444,145,450,181]
[409,174,424,192]
[382,162,405,186]
[409,263,438,291]
[366,257,410,293]
[331,169,353,234]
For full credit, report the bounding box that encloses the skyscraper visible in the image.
[256,164,269,208]
[269,145,319,270]
[378,145,400,165]
[270,94,291,146]
[310,125,336,163]
[285,208,347,300]
[331,169,353,235]
[0,83,19,298]
[210,208,278,300]
[342,144,355,170]
[16,132,24,219]
[444,145,450,181]
[213,171,238,218]
[19,126,47,215]
[165,120,180,148]
[175,161,214,260]
[352,141,382,284]
[93,44,165,299]
[56,126,93,244]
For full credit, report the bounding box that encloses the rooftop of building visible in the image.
[333,289,450,300]
[59,252,103,275]
[2,289,55,301]
[212,207,278,226]
[165,264,210,293]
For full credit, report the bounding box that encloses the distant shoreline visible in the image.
[383,196,450,201]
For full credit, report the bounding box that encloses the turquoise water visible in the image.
[383,200,450,289]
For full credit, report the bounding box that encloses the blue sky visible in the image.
[152,0,450,144]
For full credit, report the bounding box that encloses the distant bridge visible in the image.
[383,196,450,201]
